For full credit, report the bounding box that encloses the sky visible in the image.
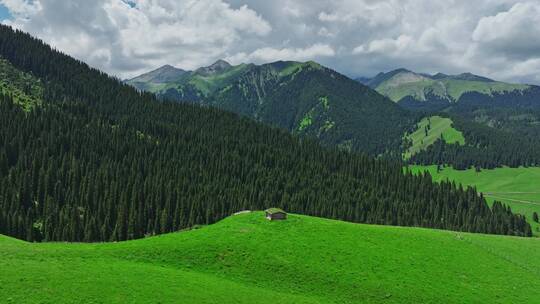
[0,3,10,20]
[1,0,540,84]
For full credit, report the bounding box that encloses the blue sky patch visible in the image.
[0,3,12,21]
[122,0,136,8]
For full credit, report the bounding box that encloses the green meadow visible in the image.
[403,116,465,159]
[409,165,540,235]
[1,212,539,303]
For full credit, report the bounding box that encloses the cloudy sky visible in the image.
[1,0,540,84]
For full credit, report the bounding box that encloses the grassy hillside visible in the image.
[409,165,540,235]
[442,79,527,101]
[1,212,539,303]
[188,63,252,96]
[403,116,465,159]
[0,57,42,111]
[373,70,528,103]
[377,75,443,102]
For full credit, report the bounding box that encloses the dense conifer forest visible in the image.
[0,25,532,242]
[409,113,540,169]
[205,62,412,156]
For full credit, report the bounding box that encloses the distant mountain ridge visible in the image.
[358,69,498,90]
[126,59,254,101]
[195,59,232,76]
[356,69,537,112]
[128,64,187,84]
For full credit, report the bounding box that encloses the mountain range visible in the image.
[126,61,540,166]
[130,63,540,115]
[357,68,540,112]
[127,60,413,155]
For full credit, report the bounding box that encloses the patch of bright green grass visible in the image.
[320,120,335,132]
[319,96,329,110]
[297,110,313,131]
[403,116,465,159]
[0,57,43,111]
[189,64,251,96]
[1,212,539,303]
[408,165,540,235]
[278,62,304,77]
[442,79,528,100]
[298,96,332,133]
[276,61,322,82]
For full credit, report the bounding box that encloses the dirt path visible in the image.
[484,192,540,195]
[484,194,540,206]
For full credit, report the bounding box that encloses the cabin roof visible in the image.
[265,208,286,215]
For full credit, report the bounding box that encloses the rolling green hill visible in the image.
[1,212,539,304]
[403,115,465,159]
[409,165,540,235]
[127,60,414,155]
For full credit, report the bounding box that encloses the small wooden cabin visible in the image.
[265,208,287,220]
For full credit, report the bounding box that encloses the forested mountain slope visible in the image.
[128,60,415,156]
[0,25,531,243]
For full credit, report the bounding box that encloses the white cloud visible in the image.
[1,0,272,77]
[473,2,540,59]
[353,35,413,55]
[504,58,540,83]
[283,1,302,17]
[1,0,40,17]
[317,27,334,38]
[318,0,400,27]
[226,43,335,64]
[2,0,540,84]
